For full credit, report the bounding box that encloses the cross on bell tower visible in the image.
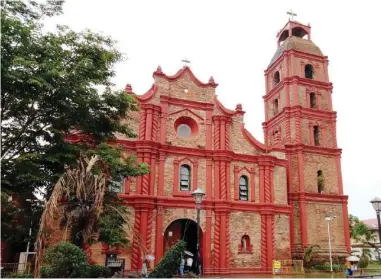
[287,9,297,21]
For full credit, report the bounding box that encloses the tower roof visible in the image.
[269,36,323,66]
[268,20,323,67]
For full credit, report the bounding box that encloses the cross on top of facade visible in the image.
[182,58,191,67]
[287,9,297,21]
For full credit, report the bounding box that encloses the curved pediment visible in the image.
[153,66,218,88]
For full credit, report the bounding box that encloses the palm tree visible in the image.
[34,154,107,277]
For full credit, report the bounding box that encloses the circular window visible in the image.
[174,116,198,138]
[177,124,191,137]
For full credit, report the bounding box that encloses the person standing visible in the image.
[196,253,202,275]
[179,257,185,277]
[141,259,148,278]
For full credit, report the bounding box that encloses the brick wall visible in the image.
[303,154,338,194]
[229,212,261,268]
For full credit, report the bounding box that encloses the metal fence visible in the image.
[1,262,33,277]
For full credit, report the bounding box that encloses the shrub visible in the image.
[40,242,89,278]
[311,262,345,272]
[149,240,187,278]
[86,264,112,278]
[6,273,34,278]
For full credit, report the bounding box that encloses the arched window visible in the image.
[310,92,317,108]
[317,170,324,193]
[274,99,279,114]
[313,125,320,146]
[305,64,314,79]
[177,124,191,137]
[179,164,191,191]
[239,176,248,201]
[273,71,280,86]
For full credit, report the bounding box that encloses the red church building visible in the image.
[71,20,351,274]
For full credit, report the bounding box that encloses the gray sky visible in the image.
[44,0,381,219]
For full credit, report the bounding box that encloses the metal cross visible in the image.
[287,9,297,21]
[181,58,191,67]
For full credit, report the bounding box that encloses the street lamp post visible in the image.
[192,188,205,275]
[325,214,336,272]
[370,197,381,256]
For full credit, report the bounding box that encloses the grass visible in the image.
[367,262,381,268]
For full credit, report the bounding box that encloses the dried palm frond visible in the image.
[34,154,107,278]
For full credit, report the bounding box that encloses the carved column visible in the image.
[219,212,227,270]
[220,161,227,200]
[214,118,220,150]
[152,108,160,142]
[204,210,212,271]
[214,160,220,200]
[131,210,142,270]
[139,108,147,140]
[220,119,226,150]
[259,165,265,203]
[145,108,153,140]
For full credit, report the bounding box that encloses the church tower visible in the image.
[263,20,351,259]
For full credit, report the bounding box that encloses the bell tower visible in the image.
[263,20,351,259]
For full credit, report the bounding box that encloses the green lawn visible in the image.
[367,262,381,268]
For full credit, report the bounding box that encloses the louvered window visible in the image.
[180,165,191,191]
[239,176,248,201]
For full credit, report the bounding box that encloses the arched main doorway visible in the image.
[163,219,203,272]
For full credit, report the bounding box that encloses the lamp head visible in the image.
[370,197,381,213]
[191,188,205,204]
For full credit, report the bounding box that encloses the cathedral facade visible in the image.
[72,20,350,274]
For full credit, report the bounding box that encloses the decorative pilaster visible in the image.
[204,210,212,270]
[158,152,165,196]
[155,207,164,264]
[260,215,267,270]
[214,118,220,150]
[219,213,227,270]
[152,109,159,141]
[259,165,265,203]
[214,160,220,200]
[139,109,146,140]
[145,108,153,140]
[225,120,230,150]
[220,119,226,149]
[141,153,150,195]
[220,161,227,200]
[213,214,221,268]
[131,210,141,270]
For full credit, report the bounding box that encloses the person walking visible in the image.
[141,259,149,278]
[179,256,185,277]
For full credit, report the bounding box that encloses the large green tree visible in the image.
[1,0,146,256]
